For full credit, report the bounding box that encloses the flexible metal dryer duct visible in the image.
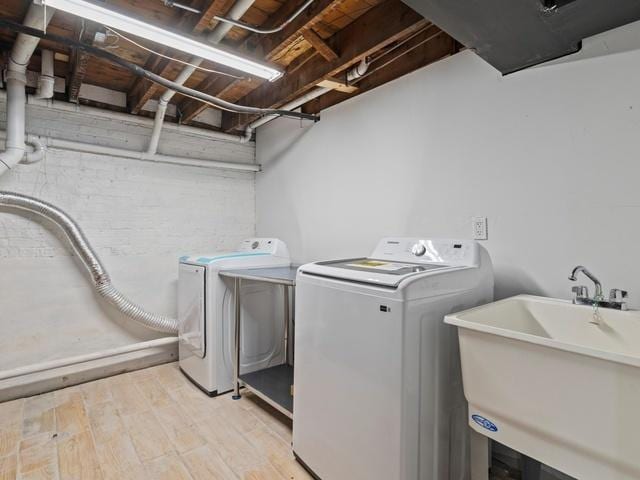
[0,191,178,334]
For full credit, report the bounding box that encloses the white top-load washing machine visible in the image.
[293,238,494,480]
[178,238,290,395]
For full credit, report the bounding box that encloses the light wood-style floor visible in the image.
[0,362,313,480]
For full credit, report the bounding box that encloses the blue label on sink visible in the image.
[472,414,498,432]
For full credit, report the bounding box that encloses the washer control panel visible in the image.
[371,238,479,267]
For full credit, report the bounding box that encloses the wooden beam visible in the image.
[127,0,232,114]
[222,0,428,132]
[178,0,347,123]
[302,28,455,114]
[317,78,357,93]
[302,29,339,61]
[68,19,99,103]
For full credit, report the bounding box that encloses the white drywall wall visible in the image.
[256,27,640,308]
[0,98,256,371]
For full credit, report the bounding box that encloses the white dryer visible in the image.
[178,238,290,395]
[293,238,494,480]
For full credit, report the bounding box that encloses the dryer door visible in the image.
[178,263,206,358]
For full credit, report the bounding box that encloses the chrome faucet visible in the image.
[568,265,628,310]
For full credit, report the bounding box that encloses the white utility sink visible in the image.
[445,295,640,480]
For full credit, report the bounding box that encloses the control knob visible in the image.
[411,243,426,256]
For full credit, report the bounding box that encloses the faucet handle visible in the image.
[609,289,628,302]
[572,285,589,301]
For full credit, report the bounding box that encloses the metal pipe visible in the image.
[0,191,179,333]
[214,0,315,35]
[241,86,330,142]
[147,0,257,155]
[241,59,369,140]
[0,337,178,381]
[283,285,289,364]
[163,0,201,14]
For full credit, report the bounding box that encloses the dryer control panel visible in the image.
[237,238,290,258]
[371,238,479,267]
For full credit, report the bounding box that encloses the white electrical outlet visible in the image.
[472,216,488,240]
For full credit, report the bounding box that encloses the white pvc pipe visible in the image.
[146,0,257,155]
[0,337,178,381]
[21,134,45,164]
[48,137,260,171]
[0,131,260,171]
[0,72,28,174]
[14,91,246,144]
[0,3,54,175]
[10,5,55,69]
[35,49,55,99]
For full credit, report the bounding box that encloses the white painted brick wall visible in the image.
[0,97,256,370]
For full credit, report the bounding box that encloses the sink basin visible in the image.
[445,295,640,480]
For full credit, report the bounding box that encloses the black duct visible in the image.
[402,0,640,74]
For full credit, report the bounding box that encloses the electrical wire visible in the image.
[367,23,432,64]
[104,26,246,79]
[0,18,319,122]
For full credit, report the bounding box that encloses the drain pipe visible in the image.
[34,49,55,99]
[241,59,370,142]
[0,336,178,382]
[0,4,54,175]
[146,0,257,155]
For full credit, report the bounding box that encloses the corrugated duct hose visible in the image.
[0,191,178,333]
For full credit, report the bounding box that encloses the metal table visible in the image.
[218,266,298,418]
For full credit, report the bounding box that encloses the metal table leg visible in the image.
[232,277,242,400]
[283,285,289,365]
[291,285,295,365]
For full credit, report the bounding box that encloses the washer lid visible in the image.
[300,258,455,288]
[299,238,480,288]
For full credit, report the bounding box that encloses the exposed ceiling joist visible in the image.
[222,0,428,133]
[68,19,99,103]
[302,28,338,61]
[303,27,457,114]
[177,0,347,123]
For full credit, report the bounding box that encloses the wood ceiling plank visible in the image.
[221,0,428,132]
[178,0,348,123]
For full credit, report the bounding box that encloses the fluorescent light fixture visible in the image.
[40,0,283,81]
